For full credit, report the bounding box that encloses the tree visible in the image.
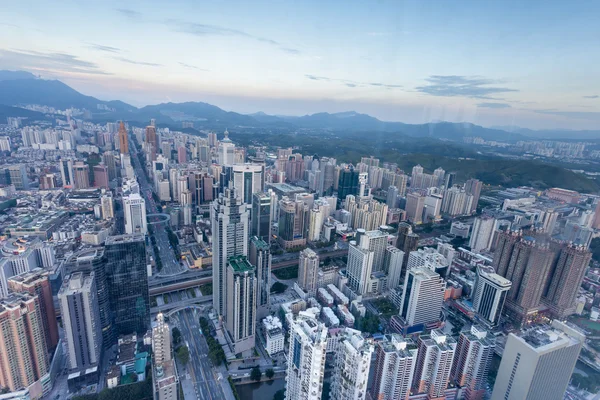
[273,389,285,400]
[176,345,190,366]
[172,327,182,346]
[265,368,275,379]
[451,320,465,336]
[250,366,262,381]
[270,282,288,294]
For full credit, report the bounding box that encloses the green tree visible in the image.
[250,366,262,381]
[265,368,275,379]
[273,389,285,400]
[270,282,288,294]
[172,327,182,346]
[176,345,190,366]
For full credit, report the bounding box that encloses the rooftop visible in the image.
[228,255,254,273]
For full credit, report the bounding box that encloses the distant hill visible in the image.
[0,70,36,81]
[0,104,49,122]
[492,126,600,140]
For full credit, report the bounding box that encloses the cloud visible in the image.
[415,75,518,99]
[531,109,600,120]
[0,48,111,75]
[477,102,512,109]
[304,74,402,89]
[179,62,209,71]
[113,57,162,67]
[583,95,599,99]
[116,8,141,19]
[165,19,300,55]
[87,43,121,53]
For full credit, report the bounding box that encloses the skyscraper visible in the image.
[285,311,328,400]
[212,187,250,317]
[451,326,495,400]
[298,248,319,296]
[465,178,483,214]
[251,192,272,243]
[93,164,109,188]
[338,165,359,201]
[472,265,511,326]
[405,193,425,224]
[7,164,29,190]
[152,313,172,364]
[469,215,496,252]
[7,269,59,352]
[249,236,271,312]
[278,197,308,249]
[145,125,158,161]
[396,222,419,272]
[231,164,264,204]
[330,328,374,400]
[491,320,584,400]
[218,129,235,166]
[399,267,445,327]
[118,121,129,155]
[73,161,90,189]
[123,193,148,235]
[105,234,149,336]
[412,330,456,399]
[225,256,256,354]
[0,293,49,392]
[59,158,74,188]
[370,334,417,400]
[384,245,404,290]
[59,272,102,372]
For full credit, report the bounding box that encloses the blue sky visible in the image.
[1,0,599,129]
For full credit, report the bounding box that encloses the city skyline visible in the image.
[1,0,599,130]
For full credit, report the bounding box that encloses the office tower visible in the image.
[251,192,271,243]
[387,185,399,207]
[384,245,404,289]
[103,151,117,181]
[406,247,450,278]
[177,146,187,164]
[544,244,592,318]
[592,200,600,229]
[145,125,158,160]
[472,265,511,326]
[412,330,456,399]
[225,256,256,354]
[212,187,250,317]
[491,320,584,400]
[65,248,115,347]
[0,294,49,392]
[338,165,359,201]
[405,193,425,224]
[444,172,456,190]
[123,193,148,235]
[72,161,90,189]
[59,272,102,372]
[218,129,235,166]
[231,164,263,203]
[285,312,328,400]
[396,222,419,268]
[249,237,271,310]
[469,216,496,252]
[278,197,308,249]
[424,194,443,221]
[59,158,75,187]
[40,173,57,189]
[399,268,445,327]
[465,178,482,214]
[93,164,109,188]
[330,328,373,400]
[7,164,29,189]
[370,334,417,400]
[180,189,193,225]
[7,270,59,352]
[105,234,149,336]
[153,313,172,364]
[451,326,495,400]
[298,248,319,296]
[118,121,129,155]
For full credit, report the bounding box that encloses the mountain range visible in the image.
[0,70,598,141]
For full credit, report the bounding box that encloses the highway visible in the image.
[173,308,228,400]
[129,139,187,276]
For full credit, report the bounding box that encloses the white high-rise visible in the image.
[472,265,511,326]
[491,320,584,400]
[469,216,497,252]
[330,328,373,400]
[384,245,404,290]
[218,129,235,166]
[370,334,417,400]
[211,187,250,318]
[123,193,147,235]
[285,312,328,400]
[308,208,323,242]
[232,163,264,204]
[399,268,445,326]
[152,313,172,364]
[412,330,456,398]
[298,248,319,296]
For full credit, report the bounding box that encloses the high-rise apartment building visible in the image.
[59,272,102,372]
[469,215,496,253]
[118,121,129,155]
[330,328,373,400]
[73,161,90,189]
[278,197,308,249]
[123,193,147,235]
[491,320,584,400]
[0,293,49,392]
[405,193,425,224]
[298,248,319,296]
[251,192,271,243]
[412,330,456,399]
[285,311,328,400]
[451,326,495,400]
[225,256,256,354]
[399,268,445,327]
[152,313,172,364]
[105,234,149,336]
[472,265,511,326]
[384,245,404,290]
[370,334,417,400]
[7,269,59,352]
[249,236,271,311]
[211,187,249,317]
[7,164,30,190]
[153,312,178,400]
[465,178,482,214]
[93,164,109,188]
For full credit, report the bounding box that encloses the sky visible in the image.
[1,0,599,130]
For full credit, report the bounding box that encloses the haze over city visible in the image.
[1,0,599,129]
